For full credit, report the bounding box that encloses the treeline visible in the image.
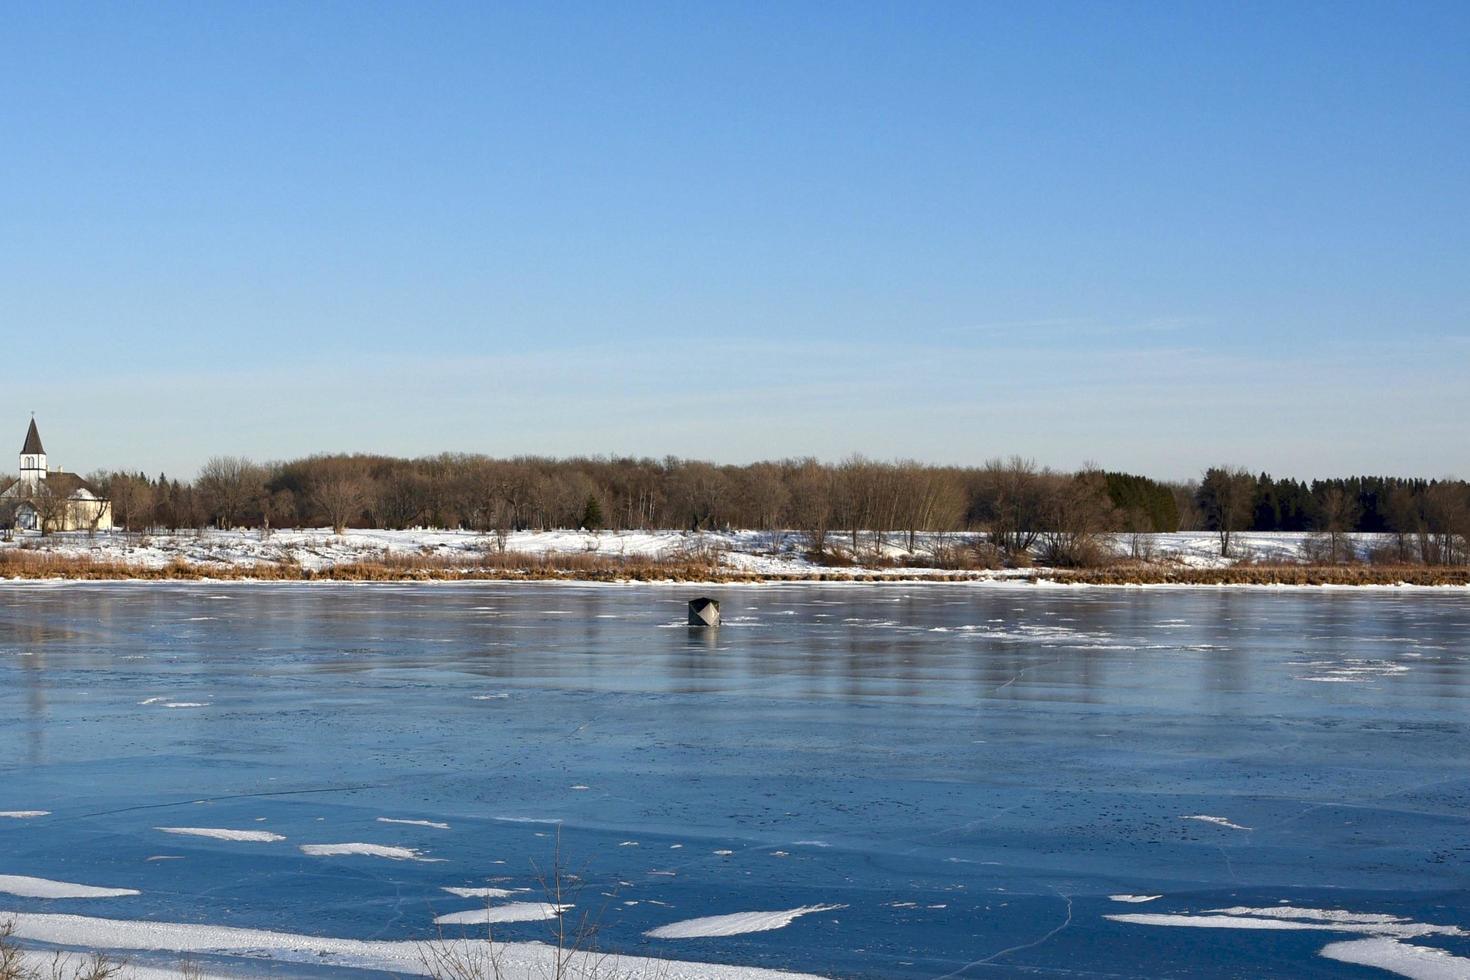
[65,454,1470,564]
[87,455,1174,541]
[1196,467,1470,563]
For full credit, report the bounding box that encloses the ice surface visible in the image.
[6,583,1468,979]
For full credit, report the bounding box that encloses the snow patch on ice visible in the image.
[434,903,571,925]
[1320,937,1470,979]
[0,911,826,980]
[1291,660,1411,683]
[1109,895,1162,904]
[0,875,140,899]
[377,817,451,830]
[1108,906,1465,939]
[647,904,847,939]
[1181,815,1252,831]
[0,811,49,819]
[441,887,521,899]
[156,827,284,843]
[1207,906,1414,925]
[300,843,437,861]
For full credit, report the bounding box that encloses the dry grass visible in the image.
[0,549,735,583]
[1027,564,1470,587]
[1,921,127,980]
[1,545,1468,586]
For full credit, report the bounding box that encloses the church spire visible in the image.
[21,417,45,456]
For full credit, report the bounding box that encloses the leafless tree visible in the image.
[785,458,834,556]
[977,456,1050,557]
[261,488,296,537]
[197,456,263,529]
[1038,468,1121,567]
[1420,481,1470,565]
[30,482,70,536]
[1197,466,1255,557]
[311,471,369,534]
[1317,486,1361,563]
[103,473,154,533]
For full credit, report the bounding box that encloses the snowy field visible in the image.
[0,528,1400,578]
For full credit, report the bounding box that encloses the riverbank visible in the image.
[1,528,1466,585]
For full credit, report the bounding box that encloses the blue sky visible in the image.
[2,1,1466,479]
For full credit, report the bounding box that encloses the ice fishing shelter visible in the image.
[687,597,721,627]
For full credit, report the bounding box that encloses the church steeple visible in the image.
[19,417,47,490]
[22,418,45,456]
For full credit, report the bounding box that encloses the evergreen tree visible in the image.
[580,494,604,531]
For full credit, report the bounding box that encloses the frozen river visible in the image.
[2,583,1468,978]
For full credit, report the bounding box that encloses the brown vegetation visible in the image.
[3,542,1469,586]
[1028,564,1470,587]
[1,921,126,980]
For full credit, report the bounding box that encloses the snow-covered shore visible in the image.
[0,527,1431,580]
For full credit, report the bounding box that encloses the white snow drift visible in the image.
[0,911,826,980]
[646,905,847,939]
[300,843,436,861]
[155,827,285,843]
[0,875,139,899]
[1108,903,1468,977]
[433,903,571,925]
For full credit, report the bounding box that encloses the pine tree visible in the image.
[580,495,604,531]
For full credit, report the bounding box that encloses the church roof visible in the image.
[0,473,104,500]
[44,472,102,498]
[21,419,45,456]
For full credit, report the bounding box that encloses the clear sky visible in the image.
[2,1,1466,480]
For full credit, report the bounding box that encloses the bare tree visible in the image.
[104,473,153,533]
[261,488,296,538]
[311,472,368,534]
[1197,466,1255,557]
[977,456,1050,558]
[30,481,70,536]
[1038,468,1120,567]
[1317,485,1361,563]
[1420,481,1470,565]
[785,458,834,557]
[197,456,262,530]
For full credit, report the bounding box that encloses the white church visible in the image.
[0,419,113,533]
